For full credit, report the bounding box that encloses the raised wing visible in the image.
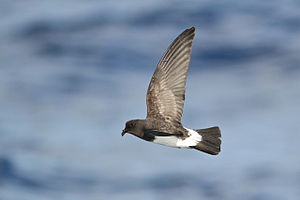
[146,27,195,125]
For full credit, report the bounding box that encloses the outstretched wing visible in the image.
[146,27,195,125]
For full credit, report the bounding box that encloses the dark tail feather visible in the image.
[192,126,221,155]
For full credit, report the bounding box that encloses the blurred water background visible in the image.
[1,0,300,199]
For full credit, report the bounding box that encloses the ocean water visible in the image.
[1,0,300,199]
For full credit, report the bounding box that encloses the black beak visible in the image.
[121,129,126,136]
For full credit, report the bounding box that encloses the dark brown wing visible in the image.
[146,27,195,125]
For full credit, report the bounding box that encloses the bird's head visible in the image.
[122,120,143,137]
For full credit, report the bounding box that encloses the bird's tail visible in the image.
[192,126,221,155]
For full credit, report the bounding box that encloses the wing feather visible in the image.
[146,27,195,124]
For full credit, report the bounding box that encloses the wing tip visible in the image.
[186,26,195,33]
[189,26,195,31]
[179,26,195,39]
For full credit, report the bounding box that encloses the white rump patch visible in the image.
[176,128,202,148]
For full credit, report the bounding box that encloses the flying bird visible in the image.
[122,27,221,155]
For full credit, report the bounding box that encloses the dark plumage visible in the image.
[122,27,222,155]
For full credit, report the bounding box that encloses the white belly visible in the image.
[153,135,179,147]
[152,128,202,148]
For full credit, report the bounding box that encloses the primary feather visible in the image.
[146,27,195,125]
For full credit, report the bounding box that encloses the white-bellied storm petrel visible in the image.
[122,27,221,155]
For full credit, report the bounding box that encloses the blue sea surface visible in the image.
[1,0,300,199]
